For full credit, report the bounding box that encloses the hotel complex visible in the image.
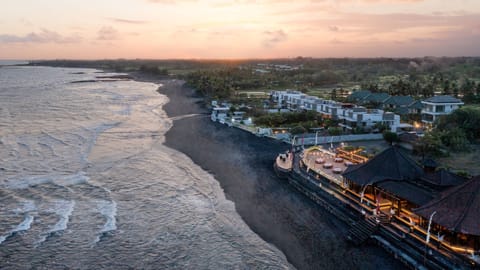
[270,90,402,132]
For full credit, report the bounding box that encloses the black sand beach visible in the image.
[153,78,403,269]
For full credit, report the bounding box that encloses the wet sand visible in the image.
[152,78,403,269]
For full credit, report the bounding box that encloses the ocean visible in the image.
[0,65,292,269]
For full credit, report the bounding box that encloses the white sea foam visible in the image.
[53,172,89,186]
[0,215,34,244]
[92,200,117,245]
[35,200,75,246]
[98,200,117,233]
[5,175,52,189]
[48,200,75,233]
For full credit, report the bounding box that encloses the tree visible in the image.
[414,132,445,158]
[291,125,307,134]
[439,128,469,152]
[382,131,398,145]
[436,106,480,142]
[331,88,337,100]
[328,127,342,136]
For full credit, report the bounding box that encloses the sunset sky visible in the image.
[1,0,479,59]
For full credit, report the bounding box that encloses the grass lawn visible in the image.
[436,144,480,176]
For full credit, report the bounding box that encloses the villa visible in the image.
[421,95,464,125]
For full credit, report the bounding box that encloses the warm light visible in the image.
[2,1,479,59]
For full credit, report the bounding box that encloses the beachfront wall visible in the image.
[293,133,383,146]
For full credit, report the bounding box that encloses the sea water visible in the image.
[0,65,291,269]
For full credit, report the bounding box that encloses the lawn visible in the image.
[436,144,480,176]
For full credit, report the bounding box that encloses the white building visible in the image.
[339,108,401,132]
[421,95,463,125]
[270,90,402,132]
[270,90,304,110]
[211,107,230,122]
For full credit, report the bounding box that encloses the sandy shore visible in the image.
[134,76,403,269]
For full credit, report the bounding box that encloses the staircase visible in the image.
[347,216,379,245]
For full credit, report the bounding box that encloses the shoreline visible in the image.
[20,64,402,269]
[149,77,403,269]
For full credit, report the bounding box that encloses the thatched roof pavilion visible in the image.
[414,176,480,236]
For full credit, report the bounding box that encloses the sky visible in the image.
[1,0,479,59]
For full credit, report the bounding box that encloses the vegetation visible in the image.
[383,131,399,145]
[29,57,480,103]
[435,106,480,142]
[415,106,480,157]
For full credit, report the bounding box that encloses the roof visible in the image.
[408,100,424,109]
[377,180,435,206]
[394,107,409,115]
[346,90,371,102]
[423,95,463,104]
[414,176,480,236]
[342,146,424,186]
[384,96,415,106]
[363,93,391,103]
[422,168,467,187]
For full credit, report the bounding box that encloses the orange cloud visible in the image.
[0,29,82,44]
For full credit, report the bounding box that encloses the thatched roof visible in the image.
[422,168,467,187]
[414,176,480,236]
[342,146,424,186]
[377,181,435,206]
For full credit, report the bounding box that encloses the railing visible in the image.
[291,133,383,146]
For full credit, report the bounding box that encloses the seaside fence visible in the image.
[292,133,384,146]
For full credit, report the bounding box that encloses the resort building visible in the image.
[421,95,464,125]
[270,90,305,110]
[347,90,425,118]
[346,90,373,103]
[270,90,401,132]
[383,95,415,111]
[414,176,480,255]
[338,108,400,132]
[342,146,479,260]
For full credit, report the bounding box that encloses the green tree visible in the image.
[436,106,480,141]
[291,125,307,134]
[382,131,398,145]
[414,132,445,158]
[328,127,342,136]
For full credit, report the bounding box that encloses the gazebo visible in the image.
[414,176,480,254]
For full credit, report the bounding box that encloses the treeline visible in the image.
[362,75,480,101]
[139,65,168,75]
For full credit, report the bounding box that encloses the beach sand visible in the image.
[151,78,403,270]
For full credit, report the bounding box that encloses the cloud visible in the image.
[109,18,148,24]
[263,29,287,47]
[328,25,340,32]
[330,38,344,44]
[0,29,82,44]
[97,26,120,40]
